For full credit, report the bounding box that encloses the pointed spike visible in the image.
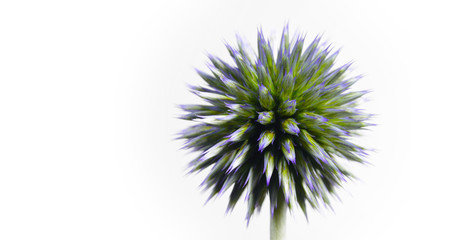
[259,84,275,110]
[226,122,251,142]
[257,111,274,125]
[264,151,275,185]
[282,118,300,135]
[278,99,297,116]
[258,130,275,152]
[282,138,296,163]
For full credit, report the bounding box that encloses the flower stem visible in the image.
[270,192,287,240]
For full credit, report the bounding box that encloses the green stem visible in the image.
[270,192,287,240]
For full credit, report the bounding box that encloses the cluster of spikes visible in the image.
[177,26,373,223]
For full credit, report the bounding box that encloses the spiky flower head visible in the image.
[177,26,373,223]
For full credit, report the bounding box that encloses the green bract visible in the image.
[177,26,373,224]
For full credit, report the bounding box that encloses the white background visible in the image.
[1,1,460,239]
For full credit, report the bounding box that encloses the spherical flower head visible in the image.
[177,26,373,222]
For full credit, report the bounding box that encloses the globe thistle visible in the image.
[177,26,373,240]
